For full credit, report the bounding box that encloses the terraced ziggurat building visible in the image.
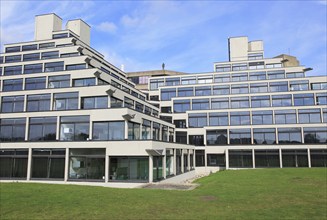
[0,14,326,184]
[141,37,327,169]
[0,14,195,183]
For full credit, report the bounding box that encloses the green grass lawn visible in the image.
[1,168,326,220]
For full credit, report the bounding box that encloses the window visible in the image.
[181,76,196,85]
[135,102,144,112]
[229,129,251,145]
[165,77,180,86]
[4,65,22,75]
[231,97,249,108]
[251,95,270,108]
[290,80,309,91]
[303,127,327,144]
[128,122,140,140]
[231,84,248,94]
[253,128,276,145]
[122,86,130,94]
[3,79,23,92]
[275,110,296,124]
[5,46,20,53]
[286,72,304,78]
[131,91,139,98]
[161,107,171,113]
[270,81,288,92]
[60,116,89,141]
[278,128,302,144]
[173,99,190,113]
[150,79,164,90]
[161,88,176,101]
[248,53,263,60]
[232,63,247,71]
[110,97,123,108]
[252,110,273,125]
[195,86,211,96]
[39,42,55,49]
[232,73,248,82]
[266,63,282,69]
[298,109,321,123]
[144,106,152,115]
[48,75,70,88]
[139,76,149,84]
[197,76,213,84]
[44,61,64,72]
[249,71,266,81]
[22,44,37,51]
[0,118,26,142]
[282,150,308,167]
[267,70,284,79]
[178,87,193,97]
[53,33,69,39]
[5,55,21,63]
[189,113,207,128]
[272,94,292,107]
[124,97,134,108]
[1,96,24,113]
[93,121,124,140]
[23,53,40,61]
[214,74,230,83]
[41,51,59,59]
[27,94,51,112]
[24,64,42,74]
[174,120,186,128]
[53,92,78,110]
[111,80,121,89]
[192,99,209,110]
[294,93,314,106]
[61,52,79,58]
[176,131,187,144]
[323,108,327,123]
[0,56,3,64]
[215,64,231,72]
[98,79,109,85]
[230,111,250,125]
[189,135,205,146]
[0,149,28,179]
[142,119,151,140]
[25,77,46,90]
[152,123,160,140]
[207,154,225,166]
[249,61,264,70]
[209,112,228,126]
[28,117,56,141]
[211,97,229,109]
[250,83,268,93]
[213,85,230,95]
[73,78,96,87]
[255,150,279,168]
[207,130,227,145]
[311,83,327,90]
[66,64,86,70]
[81,96,108,109]
[316,93,327,105]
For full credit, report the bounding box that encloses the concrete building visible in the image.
[147,36,327,169]
[0,14,195,183]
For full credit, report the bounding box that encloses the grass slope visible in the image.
[1,168,326,220]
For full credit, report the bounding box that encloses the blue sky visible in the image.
[1,1,326,76]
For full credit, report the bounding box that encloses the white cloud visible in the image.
[96,21,117,33]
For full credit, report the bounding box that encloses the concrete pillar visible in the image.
[187,150,191,171]
[279,148,283,168]
[204,151,208,168]
[149,156,153,183]
[163,155,166,179]
[225,149,229,170]
[105,151,109,182]
[252,149,255,169]
[124,120,129,139]
[181,150,184,173]
[64,148,69,181]
[193,151,196,170]
[307,148,311,168]
[173,149,177,175]
[27,147,32,181]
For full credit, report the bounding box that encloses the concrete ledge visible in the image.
[159,170,196,184]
